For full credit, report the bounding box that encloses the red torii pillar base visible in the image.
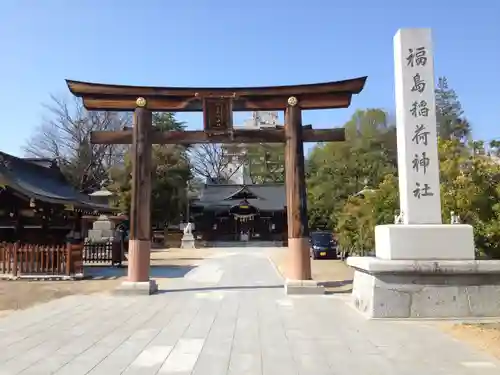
[116,240,158,295]
[284,239,325,295]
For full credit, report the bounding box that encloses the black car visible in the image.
[309,231,337,259]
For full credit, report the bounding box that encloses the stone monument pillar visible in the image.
[376,28,474,260]
[347,28,500,319]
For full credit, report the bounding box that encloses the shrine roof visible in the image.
[195,183,285,211]
[0,151,115,212]
[66,77,367,111]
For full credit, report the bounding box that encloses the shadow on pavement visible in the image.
[322,279,353,295]
[84,264,196,279]
[324,289,352,295]
[158,284,284,294]
[320,279,353,288]
[167,257,206,261]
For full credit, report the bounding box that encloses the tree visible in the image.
[153,112,186,132]
[188,144,241,183]
[435,77,472,142]
[438,138,500,258]
[332,137,500,259]
[245,143,285,183]
[150,144,191,225]
[487,140,500,159]
[24,95,131,192]
[189,142,285,184]
[306,109,397,230]
[109,113,191,225]
[336,174,398,255]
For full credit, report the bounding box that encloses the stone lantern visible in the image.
[89,187,117,207]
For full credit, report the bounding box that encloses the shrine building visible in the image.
[0,150,117,244]
[190,182,286,244]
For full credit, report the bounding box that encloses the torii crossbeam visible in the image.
[66,77,367,294]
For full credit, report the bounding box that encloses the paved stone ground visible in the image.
[0,247,499,375]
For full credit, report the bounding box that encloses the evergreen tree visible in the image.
[306,109,397,230]
[435,77,472,142]
[109,113,191,226]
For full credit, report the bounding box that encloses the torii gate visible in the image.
[66,77,366,294]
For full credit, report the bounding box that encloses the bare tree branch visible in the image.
[24,95,132,191]
[188,142,285,185]
[188,143,243,183]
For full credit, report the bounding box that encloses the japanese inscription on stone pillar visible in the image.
[394,28,442,224]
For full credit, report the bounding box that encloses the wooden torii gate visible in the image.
[66,77,366,293]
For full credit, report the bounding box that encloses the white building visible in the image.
[224,111,282,184]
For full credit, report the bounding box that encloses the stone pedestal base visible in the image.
[181,234,196,249]
[114,280,158,296]
[285,279,325,295]
[347,257,500,318]
[375,224,475,260]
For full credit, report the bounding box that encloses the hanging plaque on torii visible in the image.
[202,95,234,134]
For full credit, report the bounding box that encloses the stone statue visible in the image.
[181,222,195,249]
[394,211,404,224]
[450,211,461,224]
[184,222,193,235]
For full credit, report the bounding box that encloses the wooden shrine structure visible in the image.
[66,77,367,288]
[0,151,116,245]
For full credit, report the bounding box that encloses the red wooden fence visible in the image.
[0,242,83,278]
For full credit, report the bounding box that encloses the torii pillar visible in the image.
[118,97,158,295]
[284,96,312,281]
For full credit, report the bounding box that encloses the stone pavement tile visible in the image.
[122,295,205,375]
[290,336,323,356]
[15,303,138,374]
[1,248,500,375]
[0,296,98,350]
[0,295,79,336]
[120,346,174,375]
[181,298,221,340]
[326,354,400,375]
[86,328,162,375]
[294,295,500,374]
[294,353,333,375]
[271,299,335,375]
[49,296,168,375]
[232,299,260,354]
[191,293,239,375]
[261,349,297,375]
[0,297,126,374]
[158,338,205,373]
[17,299,146,374]
[257,298,299,374]
[191,353,230,375]
[227,353,261,375]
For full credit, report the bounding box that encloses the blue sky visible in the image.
[0,0,498,157]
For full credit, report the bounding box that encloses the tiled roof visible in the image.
[196,183,285,211]
[0,151,114,211]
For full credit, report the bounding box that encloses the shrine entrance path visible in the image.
[0,247,498,375]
